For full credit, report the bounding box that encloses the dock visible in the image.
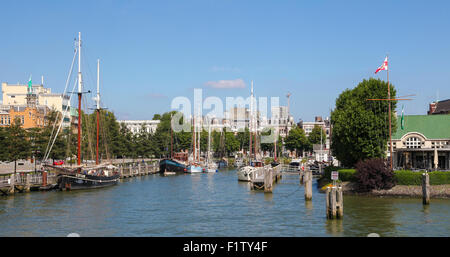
[0,159,160,196]
[250,164,282,193]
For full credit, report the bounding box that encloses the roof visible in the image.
[433,99,450,114]
[392,114,450,140]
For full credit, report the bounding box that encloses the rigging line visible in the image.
[44,76,78,162]
[100,110,110,160]
[82,95,95,161]
[43,48,77,159]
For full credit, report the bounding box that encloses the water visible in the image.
[1,168,449,237]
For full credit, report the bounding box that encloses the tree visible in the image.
[354,158,395,192]
[308,125,326,146]
[284,126,308,157]
[4,117,31,173]
[331,78,397,167]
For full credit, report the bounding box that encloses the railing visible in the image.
[279,164,301,173]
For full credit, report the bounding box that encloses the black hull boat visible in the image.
[45,164,120,191]
[57,173,120,190]
[159,158,186,173]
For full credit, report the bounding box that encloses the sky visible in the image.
[1,0,449,122]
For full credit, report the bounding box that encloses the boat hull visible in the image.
[186,165,203,173]
[57,173,120,190]
[237,166,255,182]
[159,159,186,173]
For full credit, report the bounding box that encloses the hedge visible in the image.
[394,170,450,185]
[322,168,450,185]
[323,166,356,182]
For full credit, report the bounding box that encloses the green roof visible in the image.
[392,114,450,140]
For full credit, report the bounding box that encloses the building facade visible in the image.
[1,82,72,127]
[0,105,49,129]
[299,116,331,149]
[118,120,160,134]
[428,99,450,115]
[392,114,450,170]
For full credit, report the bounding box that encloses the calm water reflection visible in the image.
[0,168,449,237]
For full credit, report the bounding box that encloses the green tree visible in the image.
[331,78,397,167]
[308,125,326,146]
[4,117,31,173]
[284,126,308,157]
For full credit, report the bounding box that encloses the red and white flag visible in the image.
[375,56,388,74]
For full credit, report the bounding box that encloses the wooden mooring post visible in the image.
[8,173,15,194]
[24,174,31,192]
[304,169,312,201]
[264,167,273,193]
[422,173,430,205]
[326,186,343,219]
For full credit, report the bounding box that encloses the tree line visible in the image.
[0,108,329,167]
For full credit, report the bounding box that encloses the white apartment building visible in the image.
[300,116,331,149]
[118,120,160,134]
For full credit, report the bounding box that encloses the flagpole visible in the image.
[387,55,393,171]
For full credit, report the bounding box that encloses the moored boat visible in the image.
[159,158,187,173]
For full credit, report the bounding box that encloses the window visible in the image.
[404,137,422,149]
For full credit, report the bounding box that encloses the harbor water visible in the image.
[0,168,449,237]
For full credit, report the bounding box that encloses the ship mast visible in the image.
[77,32,83,168]
[249,81,253,163]
[96,59,100,165]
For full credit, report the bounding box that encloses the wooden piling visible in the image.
[422,173,430,205]
[8,174,15,194]
[264,167,273,193]
[330,187,337,217]
[325,187,330,219]
[326,186,343,219]
[299,171,304,184]
[138,163,141,176]
[25,174,31,192]
[42,171,47,187]
[304,170,312,201]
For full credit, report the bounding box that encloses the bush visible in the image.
[354,158,396,192]
[338,169,357,182]
[394,170,450,185]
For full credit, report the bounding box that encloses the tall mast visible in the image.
[387,55,393,170]
[170,113,173,159]
[208,119,211,164]
[249,80,253,162]
[96,59,100,165]
[198,117,201,162]
[77,32,83,167]
[193,116,196,162]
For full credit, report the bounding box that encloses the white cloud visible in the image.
[204,79,246,89]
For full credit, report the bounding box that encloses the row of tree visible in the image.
[0,108,329,166]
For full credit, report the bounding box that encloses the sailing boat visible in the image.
[205,119,218,173]
[159,113,187,174]
[237,81,260,182]
[44,32,119,190]
[186,115,203,173]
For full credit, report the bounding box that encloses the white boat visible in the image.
[187,163,203,173]
[204,119,217,173]
[237,165,256,182]
[205,162,218,173]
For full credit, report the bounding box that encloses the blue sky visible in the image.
[1,0,449,122]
